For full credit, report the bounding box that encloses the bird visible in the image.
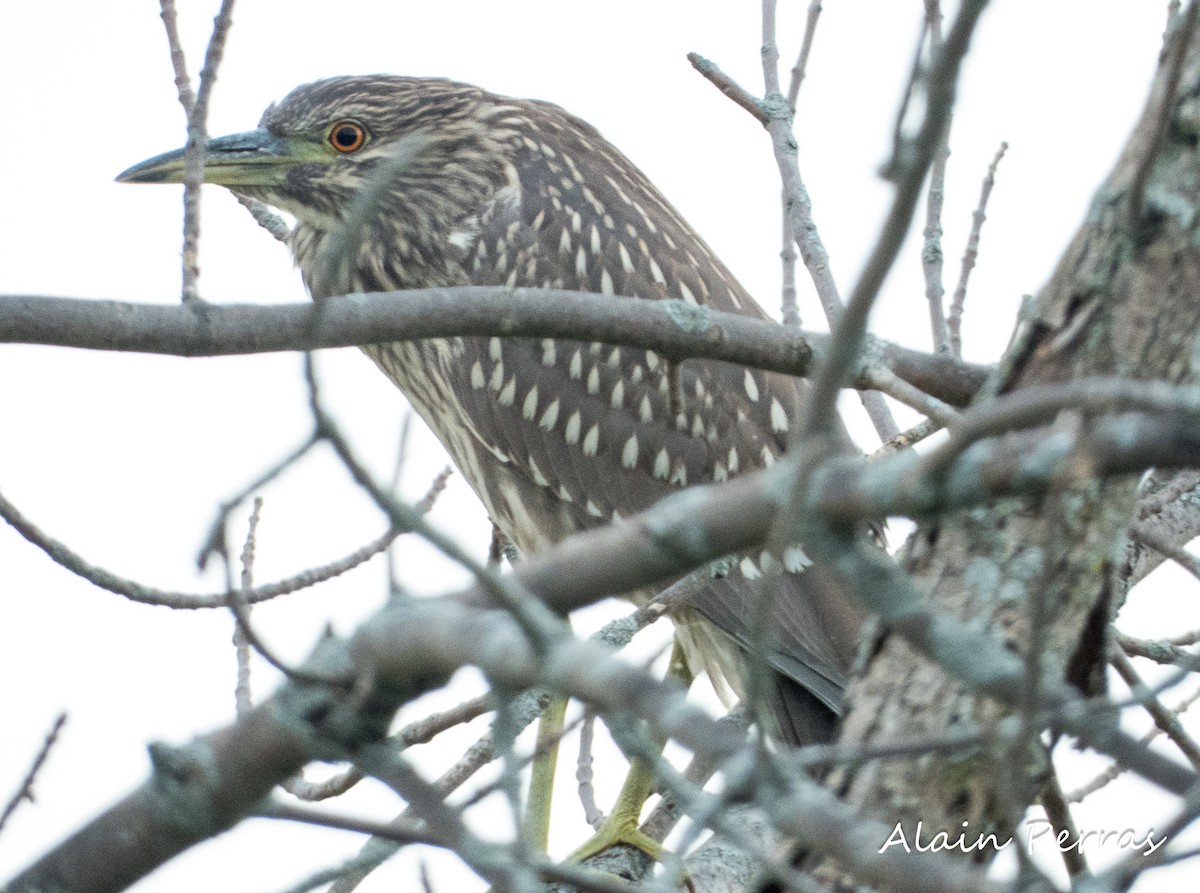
[117,73,865,780]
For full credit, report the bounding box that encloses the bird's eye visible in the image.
[329,121,367,153]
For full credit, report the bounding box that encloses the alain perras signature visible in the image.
[878,820,1165,857]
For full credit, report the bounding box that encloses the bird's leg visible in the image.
[565,641,693,868]
[523,693,567,850]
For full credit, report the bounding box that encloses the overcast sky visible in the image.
[0,3,1193,892]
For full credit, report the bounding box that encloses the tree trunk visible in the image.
[831,15,1200,864]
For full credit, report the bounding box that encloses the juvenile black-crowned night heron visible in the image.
[118,75,867,857]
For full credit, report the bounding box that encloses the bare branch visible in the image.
[948,141,1007,358]
[921,2,952,354]
[1111,645,1200,770]
[179,0,236,302]
[0,290,992,407]
[0,483,404,609]
[0,713,67,836]
[785,1,823,112]
[156,0,194,114]
[232,497,262,715]
[685,53,767,125]
[1129,0,1199,223]
[800,0,990,439]
[235,195,291,243]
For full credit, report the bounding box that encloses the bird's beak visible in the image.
[115,129,314,186]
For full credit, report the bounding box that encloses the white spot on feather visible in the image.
[600,268,614,295]
[639,395,653,423]
[583,424,600,456]
[744,370,760,402]
[498,377,516,406]
[565,410,582,444]
[771,397,789,432]
[610,379,625,409]
[618,243,634,273]
[470,361,485,389]
[653,448,670,480]
[622,434,638,469]
[539,398,560,431]
[522,386,539,420]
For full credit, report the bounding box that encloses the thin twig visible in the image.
[921,0,952,354]
[948,141,1007,358]
[1132,520,1200,580]
[0,713,67,835]
[861,365,961,428]
[286,692,494,802]
[1129,0,1198,224]
[179,0,237,302]
[687,49,900,439]
[156,0,195,114]
[686,54,769,125]
[0,480,405,609]
[771,0,905,437]
[576,710,604,829]
[779,2,824,327]
[785,1,823,112]
[1112,646,1200,770]
[226,582,350,688]
[236,196,291,243]
[1117,631,1198,665]
[1066,670,1200,802]
[800,0,990,440]
[265,797,640,893]
[1039,768,1089,880]
[916,376,1200,479]
[889,22,931,171]
[780,208,801,328]
[233,497,262,716]
[869,416,944,456]
[304,353,567,653]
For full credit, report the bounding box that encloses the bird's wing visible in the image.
[442,104,798,533]
[430,104,866,740]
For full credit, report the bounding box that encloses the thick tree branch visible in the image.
[10,394,1199,891]
[0,290,989,407]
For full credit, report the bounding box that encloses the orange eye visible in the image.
[329,121,366,153]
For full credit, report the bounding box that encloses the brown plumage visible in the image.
[118,75,866,744]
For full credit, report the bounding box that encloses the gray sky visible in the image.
[0,3,1189,891]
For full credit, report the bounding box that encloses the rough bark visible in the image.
[829,16,1200,866]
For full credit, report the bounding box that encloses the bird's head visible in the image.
[117,75,514,235]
